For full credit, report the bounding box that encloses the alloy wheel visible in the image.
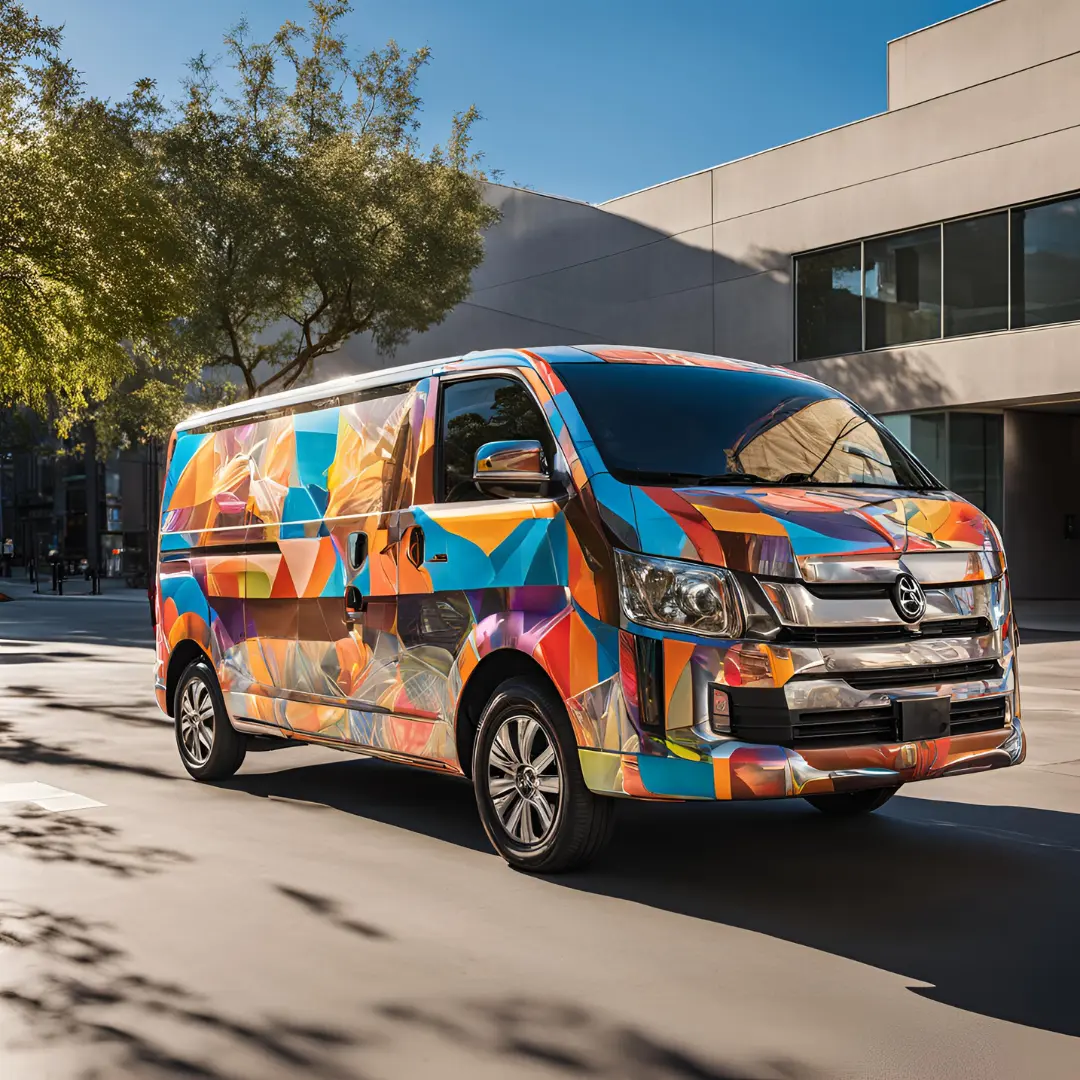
[179,678,215,766]
[487,713,562,845]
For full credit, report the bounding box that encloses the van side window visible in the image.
[439,377,554,502]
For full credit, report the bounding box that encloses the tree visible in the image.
[161,0,500,399]
[0,0,190,433]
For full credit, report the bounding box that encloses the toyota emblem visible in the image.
[892,572,926,623]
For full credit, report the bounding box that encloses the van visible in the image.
[154,346,1024,871]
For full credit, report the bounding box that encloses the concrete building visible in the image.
[330,0,1080,601]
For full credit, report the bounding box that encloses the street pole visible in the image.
[85,423,99,587]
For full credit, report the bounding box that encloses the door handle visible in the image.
[407,526,425,568]
[344,585,366,623]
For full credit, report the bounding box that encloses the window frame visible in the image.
[792,187,1080,363]
[432,368,562,505]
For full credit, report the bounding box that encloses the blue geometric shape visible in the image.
[636,754,714,799]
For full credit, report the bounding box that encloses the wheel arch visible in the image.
[454,648,564,779]
[164,639,213,717]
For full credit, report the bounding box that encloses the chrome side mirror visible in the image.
[473,439,551,498]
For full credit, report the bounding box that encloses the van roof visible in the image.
[174,345,795,431]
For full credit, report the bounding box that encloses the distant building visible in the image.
[0,416,158,582]
[329,0,1080,602]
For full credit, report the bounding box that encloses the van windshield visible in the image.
[550,361,939,489]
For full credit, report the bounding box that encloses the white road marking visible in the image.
[0,781,104,812]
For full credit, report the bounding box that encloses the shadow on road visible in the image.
[0,895,811,1080]
[0,806,190,877]
[223,755,1080,1039]
[0,719,175,781]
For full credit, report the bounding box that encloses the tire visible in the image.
[472,675,614,873]
[174,659,246,781]
[803,785,900,816]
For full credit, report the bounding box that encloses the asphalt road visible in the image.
[0,593,1079,1079]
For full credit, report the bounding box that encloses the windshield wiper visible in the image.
[624,470,776,486]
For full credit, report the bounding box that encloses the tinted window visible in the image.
[882,411,1002,524]
[439,377,554,502]
[950,413,1003,525]
[1011,195,1080,328]
[795,244,862,360]
[553,362,931,490]
[944,214,1008,336]
[865,227,941,348]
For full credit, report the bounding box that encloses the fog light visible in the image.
[709,686,732,735]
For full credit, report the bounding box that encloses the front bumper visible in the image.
[575,605,1025,800]
[580,716,1025,801]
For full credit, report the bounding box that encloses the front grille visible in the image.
[844,659,1001,691]
[778,617,992,646]
[791,706,895,745]
[949,696,1009,735]
[727,688,1010,748]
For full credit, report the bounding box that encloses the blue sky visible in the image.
[33,0,985,203]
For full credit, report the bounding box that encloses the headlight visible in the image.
[615,551,744,637]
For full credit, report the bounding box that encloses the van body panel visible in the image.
[157,345,1025,803]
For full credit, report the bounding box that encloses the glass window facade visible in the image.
[864,227,941,348]
[795,190,1080,360]
[1011,194,1080,329]
[881,411,1003,525]
[944,213,1008,336]
[795,245,862,361]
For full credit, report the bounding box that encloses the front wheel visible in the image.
[473,675,613,873]
[803,786,900,816]
[174,659,246,781]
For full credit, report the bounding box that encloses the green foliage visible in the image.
[0,0,189,434]
[0,0,499,446]
[162,0,499,398]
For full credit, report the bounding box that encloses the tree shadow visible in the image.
[374,997,813,1079]
[274,884,390,941]
[0,719,175,781]
[0,897,816,1080]
[0,902,363,1080]
[0,603,153,648]
[6,681,167,727]
[223,755,1080,1038]
[0,807,190,877]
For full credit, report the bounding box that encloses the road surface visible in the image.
[0,591,1078,1078]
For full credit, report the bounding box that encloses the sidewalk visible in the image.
[0,574,149,604]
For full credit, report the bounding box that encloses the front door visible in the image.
[390,373,569,769]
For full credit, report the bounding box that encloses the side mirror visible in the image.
[473,439,551,498]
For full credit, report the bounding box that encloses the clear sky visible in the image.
[32,0,986,203]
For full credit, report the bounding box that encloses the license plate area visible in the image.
[899,697,951,741]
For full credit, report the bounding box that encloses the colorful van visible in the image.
[154,346,1024,871]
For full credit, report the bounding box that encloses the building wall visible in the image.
[338,1,1080,422]
[324,0,1080,601]
[886,0,1080,110]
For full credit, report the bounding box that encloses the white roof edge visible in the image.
[886,0,1003,46]
[175,359,443,432]
[483,180,595,207]
[174,346,565,431]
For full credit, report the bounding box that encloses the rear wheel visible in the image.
[174,659,246,781]
[473,675,613,873]
[803,786,899,816]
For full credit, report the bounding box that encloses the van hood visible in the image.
[624,483,1002,582]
